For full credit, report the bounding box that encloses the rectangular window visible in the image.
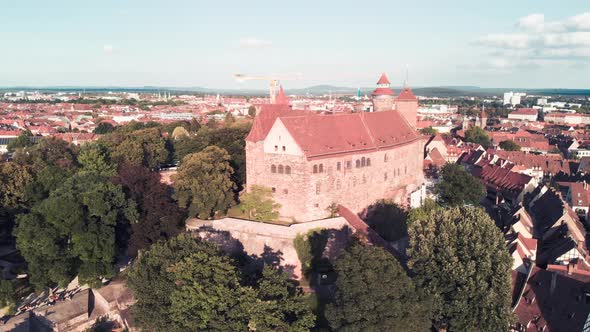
[346,161,352,169]
[282,146,286,152]
[271,187,276,193]
[337,162,341,171]
[274,145,278,152]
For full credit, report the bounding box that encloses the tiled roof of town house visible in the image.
[279,110,421,159]
[513,264,590,332]
[510,108,538,116]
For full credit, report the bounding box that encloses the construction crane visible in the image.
[233,73,301,103]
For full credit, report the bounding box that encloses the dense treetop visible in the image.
[407,206,513,332]
[435,163,485,206]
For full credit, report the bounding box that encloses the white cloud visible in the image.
[473,12,590,72]
[566,13,590,31]
[103,44,114,53]
[239,37,272,48]
[517,14,546,32]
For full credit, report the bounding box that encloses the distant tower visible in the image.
[274,85,289,105]
[395,77,419,128]
[462,115,471,130]
[371,73,395,112]
[479,103,487,128]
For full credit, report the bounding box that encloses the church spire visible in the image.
[275,85,289,105]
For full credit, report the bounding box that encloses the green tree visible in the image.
[15,137,79,172]
[362,199,408,241]
[326,242,432,331]
[77,143,116,176]
[435,163,484,206]
[127,234,315,332]
[248,105,257,117]
[239,185,280,221]
[14,173,137,288]
[7,131,33,151]
[420,126,437,136]
[407,207,513,332]
[0,162,34,210]
[93,122,116,134]
[0,279,16,308]
[293,229,329,279]
[499,139,521,151]
[173,146,236,218]
[103,127,169,169]
[113,164,184,255]
[464,126,492,148]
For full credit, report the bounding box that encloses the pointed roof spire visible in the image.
[275,85,289,105]
[376,73,390,85]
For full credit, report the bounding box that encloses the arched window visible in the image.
[356,160,360,168]
[285,166,291,174]
[361,157,366,167]
[271,165,276,173]
[313,165,318,173]
[367,158,371,166]
[278,165,284,174]
[319,164,324,173]
[346,161,352,169]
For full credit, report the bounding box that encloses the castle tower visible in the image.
[371,73,395,112]
[395,84,418,128]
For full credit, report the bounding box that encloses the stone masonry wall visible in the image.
[246,138,425,222]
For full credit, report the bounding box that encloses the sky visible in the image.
[1,0,589,89]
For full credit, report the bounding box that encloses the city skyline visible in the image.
[2,0,589,89]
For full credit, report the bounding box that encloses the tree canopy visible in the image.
[113,164,184,255]
[499,139,521,151]
[326,242,432,331]
[239,185,280,221]
[407,206,513,332]
[127,234,315,332]
[14,173,137,288]
[435,163,485,206]
[464,126,492,148]
[173,146,236,218]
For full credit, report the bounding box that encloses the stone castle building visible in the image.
[245,73,425,222]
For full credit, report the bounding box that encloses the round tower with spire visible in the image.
[371,73,395,112]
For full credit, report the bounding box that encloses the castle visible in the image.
[245,73,425,222]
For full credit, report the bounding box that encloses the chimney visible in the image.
[567,261,576,275]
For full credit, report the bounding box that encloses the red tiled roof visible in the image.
[376,73,390,85]
[372,88,394,96]
[511,108,538,116]
[396,87,417,101]
[280,110,420,159]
